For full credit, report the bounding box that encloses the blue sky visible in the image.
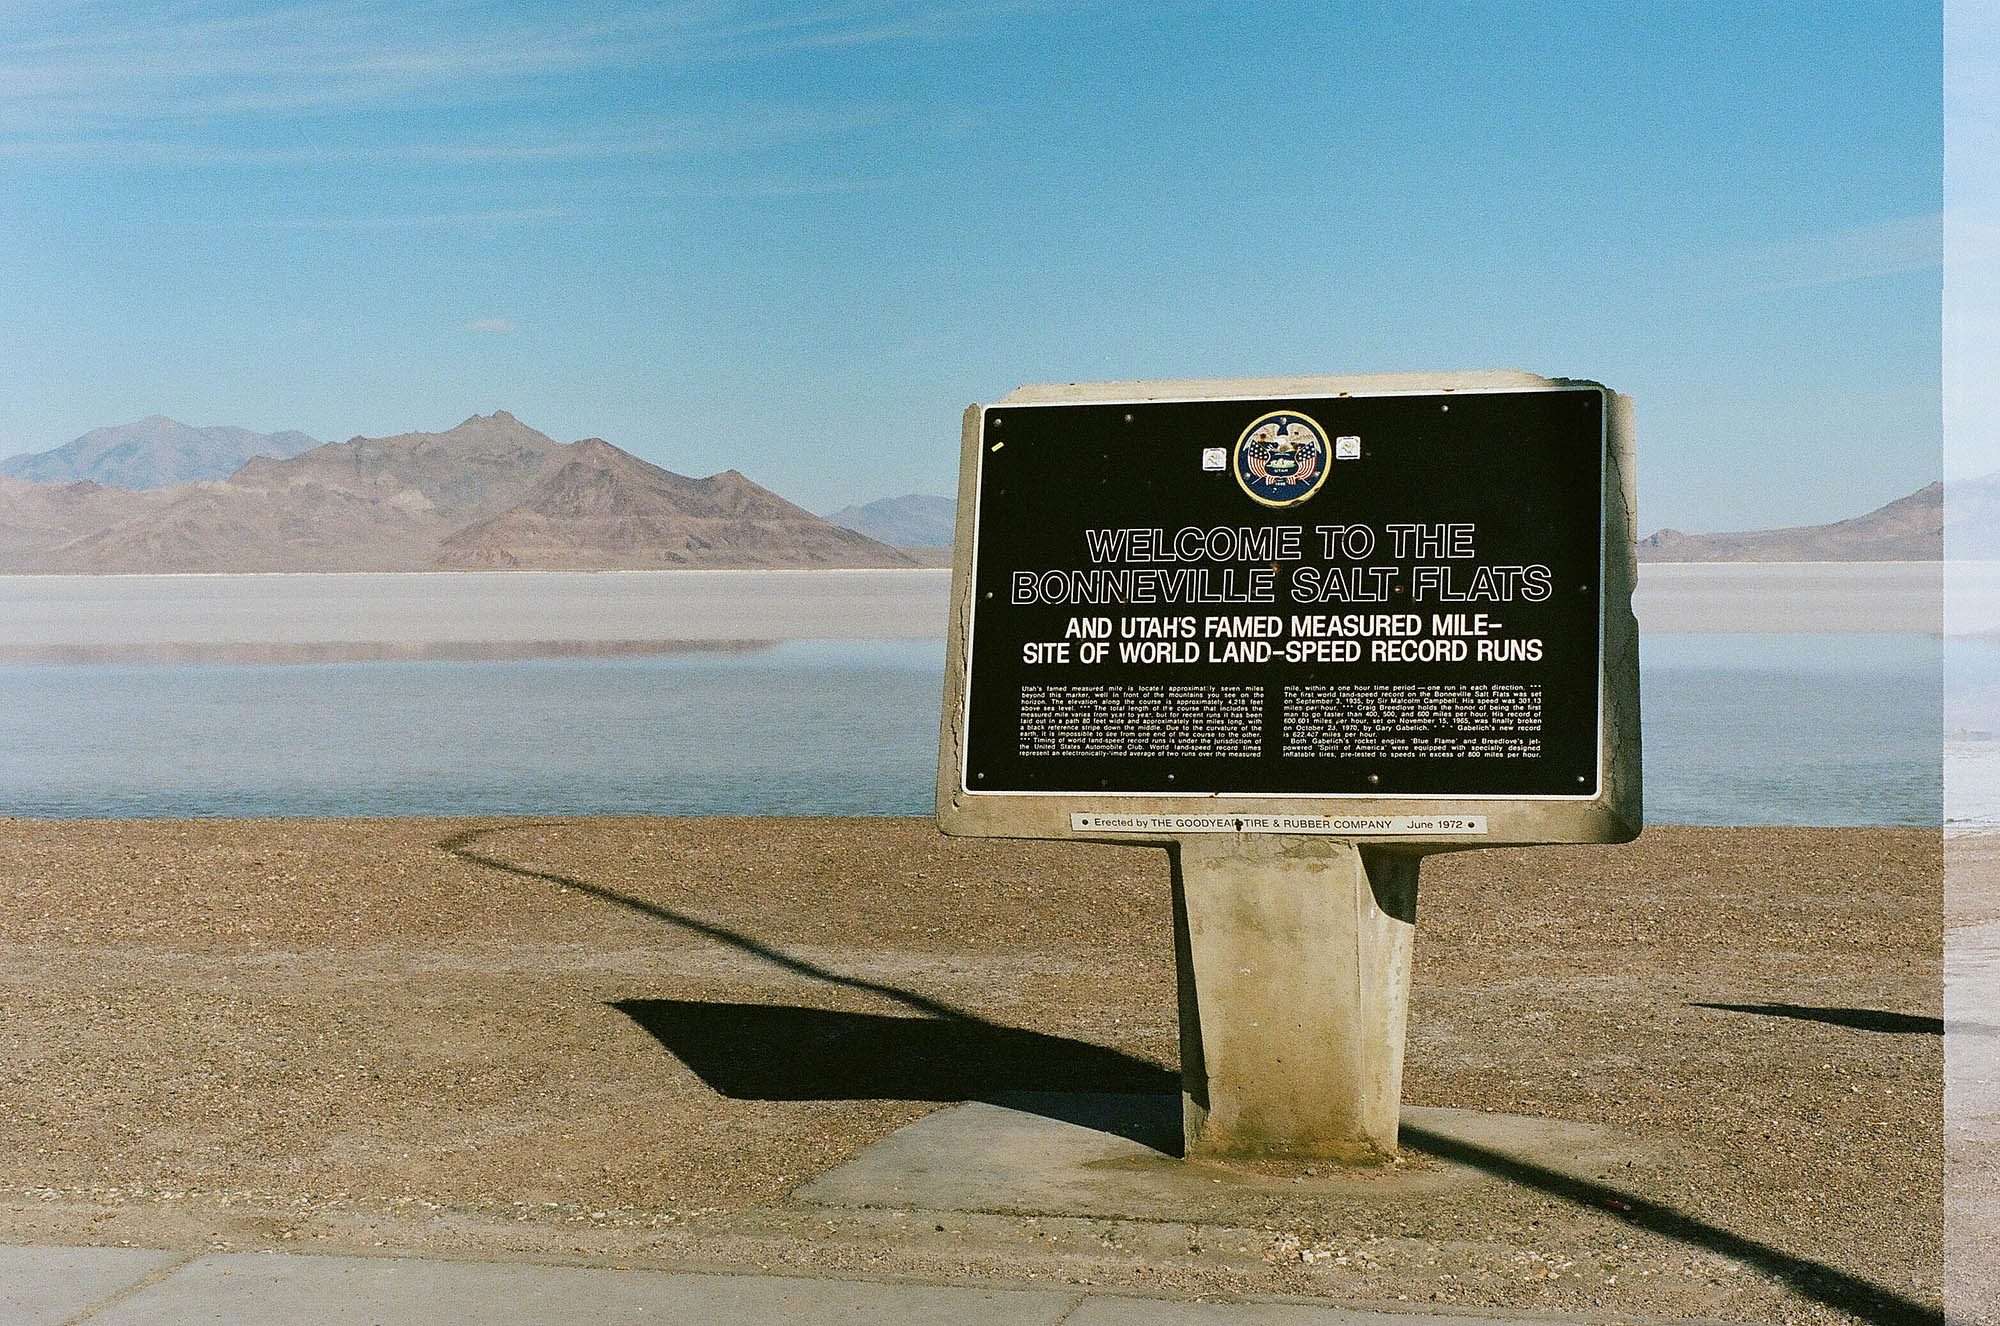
[0,1,1943,530]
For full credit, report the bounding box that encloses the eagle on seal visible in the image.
[1244,420,1321,486]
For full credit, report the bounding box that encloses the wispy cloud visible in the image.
[658,174,893,199]
[690,0,1076,55]
[0,102,910,168]
[466,318,517,333]
[224,177,886,230]
[244,205,581,231]
[0,1,1067,150]
[1715,213,1943,296]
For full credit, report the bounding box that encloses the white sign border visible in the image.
[954,382,1609,804]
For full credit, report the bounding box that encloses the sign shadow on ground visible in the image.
[611,999,1182,1151]
[444,824,1939,1326]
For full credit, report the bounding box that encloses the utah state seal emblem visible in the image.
[1233,411,1330,508]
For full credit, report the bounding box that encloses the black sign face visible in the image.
[959,388,1605,799]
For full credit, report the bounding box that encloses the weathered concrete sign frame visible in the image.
[937,370,1641,848]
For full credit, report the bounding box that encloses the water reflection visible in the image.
[0,633,1945,825]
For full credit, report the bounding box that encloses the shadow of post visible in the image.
[439,824,1181,1148]
[1399,1124,1940,1326]
[1690,1003,1945,1035]
[438,824,974,1021]
[611,998,1179,1148]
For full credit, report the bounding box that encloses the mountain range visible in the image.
[820,481,1961,564]
[820,483,1956,563]
[825,493,957,548]
[0,413,912,573]
[1,417,320,488]
[835,481,1962,563]
[1635,482,1946,562]
[0,411,1970,569]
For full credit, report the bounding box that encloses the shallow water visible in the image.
[0,633,1946,825]
[0,640,945,820]
[1642,633,1940,827]
[1949,635,2000,828]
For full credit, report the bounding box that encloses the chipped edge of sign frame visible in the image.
[934,369,1642,850]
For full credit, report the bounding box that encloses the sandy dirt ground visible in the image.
[0,818,1941,1323]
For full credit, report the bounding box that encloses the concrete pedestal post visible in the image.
[1171,835,1420,1164]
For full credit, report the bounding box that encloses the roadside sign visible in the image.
[933,371,1641,1161]
[938,372,1640,846]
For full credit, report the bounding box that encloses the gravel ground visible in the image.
[0,817,1941,1323]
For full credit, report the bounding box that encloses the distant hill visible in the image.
[0,476,161,567]
[229,410,567,526]
[827,493,956,549]
[1,416,320,488]
[0,412,914,573]
[18,417,1953,571]
[438,438,913,569]
[1638,482,1942,562]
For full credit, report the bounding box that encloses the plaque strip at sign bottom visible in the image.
[1070,813,1487,836]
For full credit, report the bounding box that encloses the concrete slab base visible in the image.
[0,1245,186,1325]
[0,1243,1720,1325]
[78,1256,1076,1326]
[795,1093,1659,1225]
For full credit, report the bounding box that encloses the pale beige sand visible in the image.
[0,569,955,656]
[1636,562,1941,634]
[0,562,1946,666]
